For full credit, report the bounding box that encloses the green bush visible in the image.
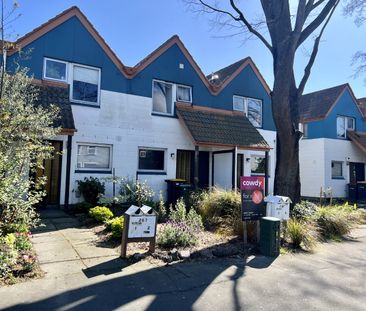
[169,198,187,222]
[73,201,94,213]
[156,191,167,222]
[186,208,204,232]
[89,206,113,223]
[197,188,242,235]
[285,219,318,249]
[14,233,32,251]
[292,201,319,221]
[77,177,105,205]
[120,178,154,207]
[105,216,124,238]
[1,223,29,235]
[315,205,360,238]
[157,222,198,248]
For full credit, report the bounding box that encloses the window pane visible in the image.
[77,145,110,169]
[251,156,265,175]
[152,81,173,114]
[247,98,262,127]
[347,117,355,130]
[337,116,345,138]
[45,59,66,81]
[139,149,165,171]
[72,66,99,103]
[233,96,245,111]
[177,85,191,102]
[332,161,343,178]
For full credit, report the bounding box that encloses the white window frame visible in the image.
[337,115,355,139]
[43,57,68,82]
[137,147,167,173]
[76,143,112,172]
[331,161,344,179]
[152,80,192,116]
[233,95,263,128]
[70,63,101,106]
[176,84,192,103]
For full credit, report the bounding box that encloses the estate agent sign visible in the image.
[240,176,265,221]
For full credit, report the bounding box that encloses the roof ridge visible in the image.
[302,83,348,97]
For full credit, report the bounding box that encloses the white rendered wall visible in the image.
[213,152,233,189]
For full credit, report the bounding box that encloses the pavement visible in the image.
[0,210,366,311]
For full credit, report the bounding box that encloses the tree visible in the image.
[186,1,340,203]
[0,69,59,233]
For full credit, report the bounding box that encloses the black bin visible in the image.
[165,179,192,206]
[348,184,357,202]
[357,182,366,202]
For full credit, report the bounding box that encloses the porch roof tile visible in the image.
[176,103,270,150]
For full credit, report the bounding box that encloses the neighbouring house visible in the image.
[299,84,366,199]
[5,6,277,207]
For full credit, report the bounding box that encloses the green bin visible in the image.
[260,217,280,257]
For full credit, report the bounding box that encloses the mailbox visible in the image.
[264,195,291,221]
[121,205,157,258]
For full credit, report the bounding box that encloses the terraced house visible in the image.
[6,6,277,207]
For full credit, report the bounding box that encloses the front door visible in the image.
[37,141,63,207]
[349,162,365,184]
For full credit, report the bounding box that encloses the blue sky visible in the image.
[8,0,366,98]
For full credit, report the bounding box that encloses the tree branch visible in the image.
[297,0,339,96]
[298,0,338,47]
[228,0,273,52]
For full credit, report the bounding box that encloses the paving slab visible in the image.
[74,245,119,259]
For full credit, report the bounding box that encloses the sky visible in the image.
[6,0,366,98]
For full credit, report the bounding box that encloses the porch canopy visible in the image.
[348,130,366,153]
[176,103,270,191]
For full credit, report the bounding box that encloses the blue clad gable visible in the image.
[7,16,128,93]
[307,88,366,139]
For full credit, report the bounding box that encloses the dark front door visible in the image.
[37,141,63,206]
[349,162,365,184]
[176,150,210,189]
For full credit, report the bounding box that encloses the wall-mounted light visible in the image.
[246,157,251,163]
[170,153,175,159]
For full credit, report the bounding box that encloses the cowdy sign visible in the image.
[240,176,265,221]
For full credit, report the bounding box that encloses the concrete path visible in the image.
[1,211,366,311]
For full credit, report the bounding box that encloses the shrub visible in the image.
[186,208,204,232]
[169,198,187,222]
[157,222,198,248]
[14,233,32,251]
[73,201,94,213]
[105,216,124,238]
[285,219,318,249]
[120,178,154,207]
[315,205,360,238]
[1,223,29,235]
[89,206,113,223]
[2,233,16,248]
[156,191,167,222]
[0,248,17,278]
[77,177,105,205]
[292,201,319,221]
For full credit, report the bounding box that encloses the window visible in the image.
[76,144,112,171]
[43,58,67,82]
[337,116,355,138]
[233,96,263,128]
[71,65,100,105]
[251,156,266,176]
[176,85,192,102]
[152,80,192,115]
[331,161,343,179]
[138,148,165,171]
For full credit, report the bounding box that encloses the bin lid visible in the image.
[357,181,366,184]
[262,216,281,222]
[165,178,186,182]
[264,195,292,204]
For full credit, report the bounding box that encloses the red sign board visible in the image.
[240,176,265,221]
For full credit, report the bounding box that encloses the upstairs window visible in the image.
[71,65,100,105]
[43,58,67,82]
[337,116,355,138]
[152,80,192,115]
[233,95,262,128]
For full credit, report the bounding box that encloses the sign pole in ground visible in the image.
[240,176,265,246]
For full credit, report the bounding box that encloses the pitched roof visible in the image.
[176,103,270,150]
[357,97,366,118]
[299,84,349,122]
[347,130,366,154]
[32,81,76,134]
[9,6,271,96]
[207,58,249,85]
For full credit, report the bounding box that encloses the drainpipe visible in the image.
[64,135,73,209]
